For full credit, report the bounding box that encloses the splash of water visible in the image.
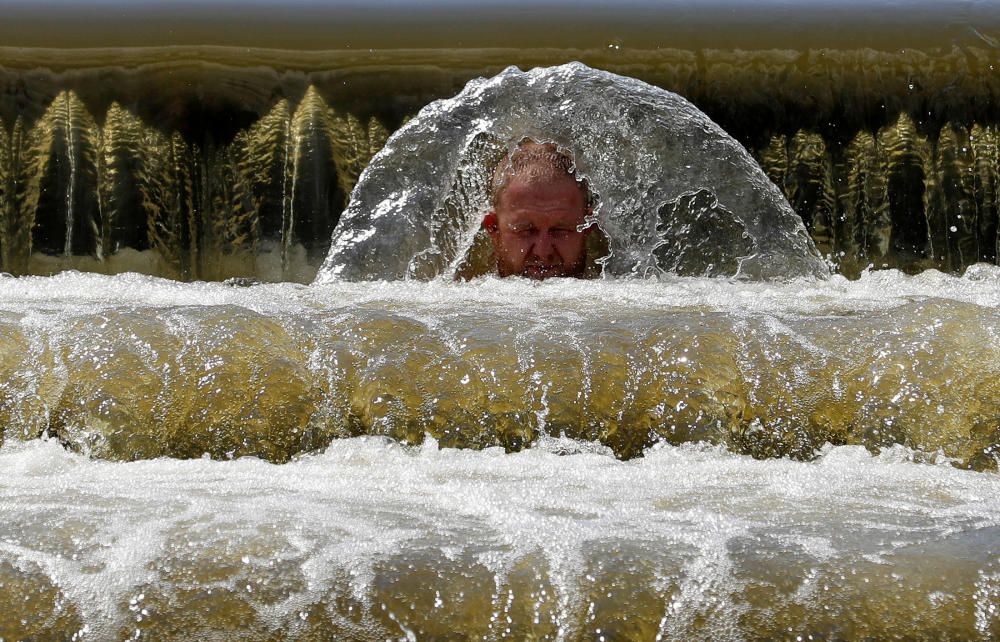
[0,436,997,640]
[317,62,829,282]
[3,56,999,280]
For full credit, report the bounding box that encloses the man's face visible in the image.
[485,173,591,279]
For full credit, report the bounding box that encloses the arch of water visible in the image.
[317,62,829,282]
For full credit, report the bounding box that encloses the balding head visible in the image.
[489,141,588,209]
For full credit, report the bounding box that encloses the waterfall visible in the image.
[1,45,1000,280]
[0,24,998,640]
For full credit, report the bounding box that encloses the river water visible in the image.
[1,3,999,638]
[0,269,998,639]
[1,417,998,640]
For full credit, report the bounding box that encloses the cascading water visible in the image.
[3,45,1000,280]
[1,4,999,639]
[1,270,999,640]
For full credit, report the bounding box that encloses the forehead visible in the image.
[494,174,587,221]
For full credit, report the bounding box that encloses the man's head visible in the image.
[482,141,592,279]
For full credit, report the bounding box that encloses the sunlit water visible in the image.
[1,433,998,640]
[1,4,998,639]
[8,48,999,283]
[2,268,998,464]
[321,63,826,282]
[0,269,998,638]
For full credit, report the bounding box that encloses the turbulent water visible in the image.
[0,269,997,467]
[319,63,826,282]
[1,6,999,639]
[3,47,1000,281]
[0,268,998,639]
[1,434,998,641]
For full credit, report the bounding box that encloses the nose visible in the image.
[529,233,559,262]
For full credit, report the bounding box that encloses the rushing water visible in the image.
[319,63,825,282]
[2,428,999,640]
[0,270,996,467]
[0,267,998,467]
[1,4,999,639]
[3,44,1000,280]
[1,267,995,638]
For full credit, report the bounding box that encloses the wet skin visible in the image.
[484,174,592,279]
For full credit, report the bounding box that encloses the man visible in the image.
[482,141,594,279]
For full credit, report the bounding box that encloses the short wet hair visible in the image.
[489,141,589,209]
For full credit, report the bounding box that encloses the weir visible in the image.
[2,4,1000,280]
[1,2,999,640]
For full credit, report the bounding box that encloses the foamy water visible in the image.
[1,435,998,640]
[1,264,998,314]
[0,269,998,638]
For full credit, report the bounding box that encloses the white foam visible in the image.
[0,267,997,318]
[0,436,997,637]
[0,270,997,636]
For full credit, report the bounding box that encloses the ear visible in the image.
[483,212,499,233]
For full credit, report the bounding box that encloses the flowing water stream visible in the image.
[0,269,998,639]
[1,2,999,640]
[2,435,998,641]
[3,42,1000,280]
